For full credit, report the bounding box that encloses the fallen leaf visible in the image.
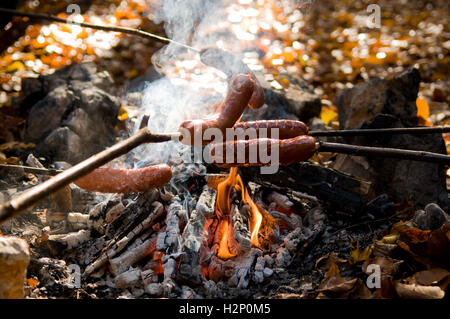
[416,97,430,121]
[0,141,35,152]
[349,240,372,264]
[362,256,402,298]
[395,282,445,299]
[415,268,450,286]
[26,278,39,289]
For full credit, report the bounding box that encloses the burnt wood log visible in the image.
[177,210,205,285]
[240,162,373,214]
[231,205,251,251]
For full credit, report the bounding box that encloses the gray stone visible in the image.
[23,63,120,164]
[336,68,420,129]
[26,86,75,141]
[414,203,450,231]
[242,73,321,122]
[0,237,30,299]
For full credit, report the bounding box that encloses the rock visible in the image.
[26,86,75,141]
[242,73,321,122]
[334,68,449,210]
[414,203,450,231]
[336,67,420,129]
[22,63,120,164]
[0,237,30,299]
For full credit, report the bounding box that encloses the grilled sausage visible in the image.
[200,47,265,109]
[209,135,317,167]
[178,74,254,146]
[231,120,308,140]
[74,164,172,193]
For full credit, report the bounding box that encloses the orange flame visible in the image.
[217,219,237,259]
[216,167,238,217]
[215,168,265,257]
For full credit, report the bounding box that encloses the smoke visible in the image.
[150,0,223,71]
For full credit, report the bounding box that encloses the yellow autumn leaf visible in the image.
[380,234,399,244]
[118,106,129,121]
[0,156,20,164]
[416,97,429,121]
[320,108,338,125]
[349,240,373,264]
[0,141,35,152]
[6,61,25,72]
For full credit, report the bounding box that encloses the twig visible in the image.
[0,164,62,176]
[318,141,450,165]
[0,7,200,52]
[310,126,450,137]
[0,128,180,224]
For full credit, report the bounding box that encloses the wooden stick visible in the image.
[0,164,63,176]
[318,141,450,164]
[0,128,179,224]
[0,7,200,52]
[310,126,450,137]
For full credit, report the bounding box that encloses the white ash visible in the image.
[114,268,142,289]
[268,211,301,230]
[267,191,294,210]
[84,201,163,276]
[141,269,158,286]
[145,283,164,296]
[195,185,217,218]
[231,205,251,252]
[263,268,273,278]
[228,249,262,289]
[178,209,205,284]
[181,285,198,299]
[163,257,177,281]
[157,198,184,255]
[275,247,293,268]
[105,202,125,223]
[109,233,155,276]
[48,229,91,249]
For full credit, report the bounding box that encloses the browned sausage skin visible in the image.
[209,135,317,167]
[178,74,255,146]
[74,164,172,193]
[200,47,265,109]
[232,120,308,140]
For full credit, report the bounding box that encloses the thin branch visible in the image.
[0,7,199,52]
[310,126,450,137]
[318,141,450,165]
[0,164,62,176]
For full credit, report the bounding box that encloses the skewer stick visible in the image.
[0,128,179,224]
[318,141,450,164]
[0,8,200,52]
[310,126,450,137]
[0,164,63,176]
